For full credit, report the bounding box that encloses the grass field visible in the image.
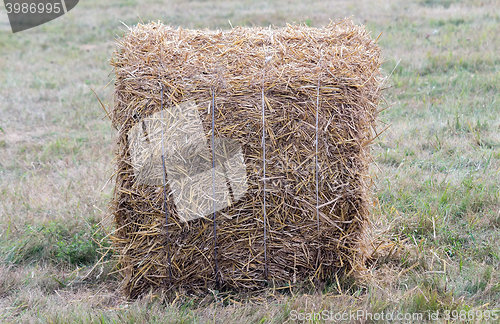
[1,0,499,322]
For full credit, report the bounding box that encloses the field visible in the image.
[0,0,499,322]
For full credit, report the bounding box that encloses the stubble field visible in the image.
[0,0,499,322]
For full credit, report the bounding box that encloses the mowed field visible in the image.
[0,0,499,322]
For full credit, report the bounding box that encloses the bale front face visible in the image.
[110,20,382,298]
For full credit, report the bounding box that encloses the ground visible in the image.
[0,0,499,322]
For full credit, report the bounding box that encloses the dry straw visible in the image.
[110,19,383,298]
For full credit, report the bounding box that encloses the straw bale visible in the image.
[110,19,383,298]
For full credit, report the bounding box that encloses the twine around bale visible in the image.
[210,87,220,287]
[260,28,272,281]
[315,49,322,270]
[160,87,173,283]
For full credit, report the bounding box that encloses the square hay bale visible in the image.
[110,19,383,298]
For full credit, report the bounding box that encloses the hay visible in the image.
[110,19,383,298]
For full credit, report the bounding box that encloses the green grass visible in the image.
[1,219,109,265]
[1,0,500,322]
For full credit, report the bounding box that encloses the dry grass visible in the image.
[0,0,499,322]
